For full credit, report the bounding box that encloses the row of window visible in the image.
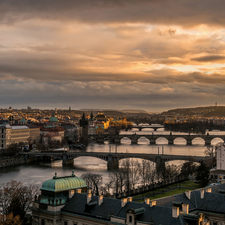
[41,219,79,225]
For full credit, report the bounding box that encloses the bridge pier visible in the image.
[62,153,74,165]
[150,139,156,145]
[139,128,142,131]
[107,155,119,170]
[187,140,192,145]
[96,138,104,144]
[205,140,211,146]
[114,138,120,144]
[131,140,137,144]
[156,156,165,173]
[168,139,173,145]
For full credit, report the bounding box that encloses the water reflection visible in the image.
[0,128,224,187]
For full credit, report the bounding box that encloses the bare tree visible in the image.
[120,159,140,190]
[0,180,39,225]
[160,164,180,182]
[139,160,157,186]
[81,173,103,195]
[109,168,126,194]
[129,159,140,189]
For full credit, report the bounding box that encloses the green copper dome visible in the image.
[41,172,87,192]
[49,116,58,122]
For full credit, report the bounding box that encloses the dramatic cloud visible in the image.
[191,55,225,62]
[0,0,225,111]
[0,0,225,27]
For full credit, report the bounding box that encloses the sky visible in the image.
[1,0,225,112]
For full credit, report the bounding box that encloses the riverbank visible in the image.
[0,155,35,168]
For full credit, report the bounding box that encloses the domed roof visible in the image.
[49,115,58,122]
[20,118,27,122]
[41,172,87,192]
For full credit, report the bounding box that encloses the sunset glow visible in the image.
[1,0,225,111]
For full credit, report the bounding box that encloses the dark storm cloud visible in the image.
[0,79,222,111]
[0,0,225,27]
[191,55,225,62]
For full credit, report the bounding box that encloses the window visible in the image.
[64,221,68,225]
[129,215,132,223]
[41,219,45,225]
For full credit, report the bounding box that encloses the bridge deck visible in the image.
[27,151,208,161]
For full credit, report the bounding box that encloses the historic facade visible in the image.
[32,173,225,225]
[0,124,40,149]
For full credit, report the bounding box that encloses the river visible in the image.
[0,128,224,188]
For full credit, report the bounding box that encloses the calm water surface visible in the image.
[0,128,224,187]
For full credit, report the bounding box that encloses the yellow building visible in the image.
[95,125,104,135]
[0,124,40,149]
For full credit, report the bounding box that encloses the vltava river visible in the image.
[0,128,224,188]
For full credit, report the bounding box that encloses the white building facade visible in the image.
[217,144,225,170]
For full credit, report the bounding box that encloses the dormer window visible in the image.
[129,215,132,223]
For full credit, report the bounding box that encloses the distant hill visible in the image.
[162,106,225,117]
[121,109,148,113]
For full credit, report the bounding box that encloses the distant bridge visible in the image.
[91,133,225,146]
[130,124,164,131]
[26,151,210,170]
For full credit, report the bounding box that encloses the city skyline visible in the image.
[1,0,225,111]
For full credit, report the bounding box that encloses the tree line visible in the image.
[81,158,199,196]
[164,121,225,134]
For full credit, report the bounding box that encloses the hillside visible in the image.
[162,106,225,117]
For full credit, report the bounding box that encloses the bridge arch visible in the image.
[155,137,169,145]
[192,137,205,146]
[210,137,224,145]
[173,137,187,145]
[140,127,154,131]
[137,136,150,144]
[120,137,132,144]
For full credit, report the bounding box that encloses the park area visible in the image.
[133,180,200,202]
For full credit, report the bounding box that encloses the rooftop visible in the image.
[41,171,87,193]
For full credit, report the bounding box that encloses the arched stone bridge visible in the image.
[92,133,225,145]
[129,125,164,131]
[26,151,210,170]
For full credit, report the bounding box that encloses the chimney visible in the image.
[98,195,103,205]
[145,198,150,205]
[127,197,132,202]
[172,207,179,218]
[149,200,156,207]
[185,191,191,199]
[182,204,189,214]
[206,188,212,193]
[200,190,204,199]
[76,189,82,193]
[69,190,75,198]
[87,191,92,204]
[121,198,127,207]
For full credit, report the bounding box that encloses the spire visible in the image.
[90,111,93,119]
[82,113,85,119]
